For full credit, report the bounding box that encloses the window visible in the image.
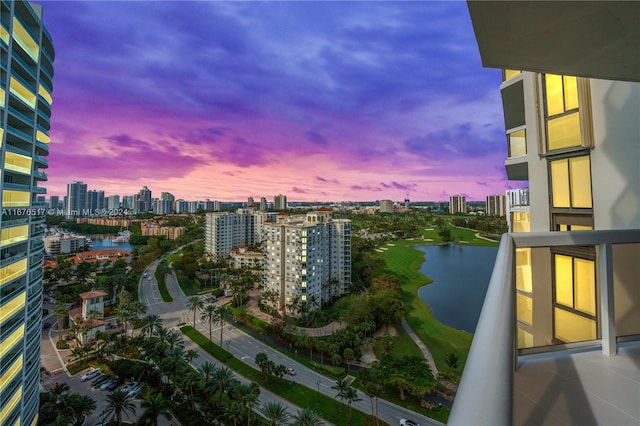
[553,253,597,343]
[503,69,521,81]
[507,129,526,158]
[550,155,592,209]
[543,74,587,151]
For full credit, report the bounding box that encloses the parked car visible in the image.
[285,367,296,376]
[91,374,110,386]
[80,368,101,382]
[100,377,120,391]
[127,383,144,398]
[104,377,124,391]
[399,420,420,426]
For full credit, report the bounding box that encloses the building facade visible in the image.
[379,199,393,213]
[486,194,507,217]
[0,2,54,424]
[450,4,640,424]
[273,194,287,211]
[262,208,351,315]
[449,194,467,214]
[65,181,87,217]
[204,209,277,260]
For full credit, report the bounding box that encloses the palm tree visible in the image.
[137,393,173,426]
[445,352,460,371]
[64,393,97,425]
[331,378,349,411]
[128,300,147,337]
[199,361,217,382]
[185,348,199,365]
[101,389,136,425]
[343,385,362,421]
[213,365,236,402]
[366,382,384,425]
[237,382,260,426]
[216,304,230,347]
[259,401,290,426]
[224,401,245,426]
[186,295,205,329]
[201,304,219,342]
[291,407,323,426]
[54,302,67,344]
[141,314,163,338]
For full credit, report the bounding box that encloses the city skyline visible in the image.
[42,1,514,202]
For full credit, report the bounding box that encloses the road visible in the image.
[139,259,443,426]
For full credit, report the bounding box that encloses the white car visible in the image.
[127,383,144,398]
[80,368,101,382]
[285,367,296,376]
[399,420,420,426]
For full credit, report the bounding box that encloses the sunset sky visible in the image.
[41,1,513,203]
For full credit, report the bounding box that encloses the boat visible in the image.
[112,230,132,243]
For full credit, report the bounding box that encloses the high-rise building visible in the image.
[274,194,287,211]
[49,195,59,209]
[449,195,466,214]
[204,209,277,260]
[379,199,394,213]
[451,3,640,425]
[175,199,188,213]
[66,181,87,217]
[247,196,254,207]
[86,189,105,212]
[138,186,152,213]
[0,2,55,424]
[106,195,120,210]
[506,188,529,233]
[263,208,351,315]
[157,192,174,215]
[121,195,134,210]
[260,197,267,211]
[486,194,506,217]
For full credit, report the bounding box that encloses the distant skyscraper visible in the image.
[66,181,87,217]
[405,197,410,212]
[86,189,105,212]
[379,199,394,213]
[122,195,134,210]
[0,2,55,424]
[486,194,507,217]
[158,192,174,214]
[260,197,267,211]
[175,199,189,213]
[449,195,467,214]
[49,195,59,209]
[247,196,254,207]
[107,195,120,210]
[203,199,215,211]
[138,186,152,212]
[274,194,287,210]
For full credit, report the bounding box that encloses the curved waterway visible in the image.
[90,235,134,253]
[416,244,498,333]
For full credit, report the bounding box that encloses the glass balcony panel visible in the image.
[516,293,532,325]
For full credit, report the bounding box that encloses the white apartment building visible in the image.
[262,208,351,315]
[486,194,506,217]
[43,233,88,255]
[205,209,277,260]
[449,194,467,214]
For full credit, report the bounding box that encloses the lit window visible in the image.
[544,74,582,151]
[550,156,592,209]
[503,69,521,81]
[507,129,526,158]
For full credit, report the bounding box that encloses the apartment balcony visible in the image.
[449,230,640,426]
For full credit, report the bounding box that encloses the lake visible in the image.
[416,244,498,333]
[90,235,134,253]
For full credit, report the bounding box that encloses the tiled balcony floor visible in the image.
[514,341,640,425]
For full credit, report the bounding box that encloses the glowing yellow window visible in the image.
[515,248,532,292]
[9,76,36,108]
[4,151,32,174]
[0,291,26,320]
[0,259,28,286]
[36,129,50,143]
[12,17,39,61]
[507,129,526,157]
[551,160,571,208]
[548,112,581,150]
[0,24,8,45]
[503,69,521,81]
[0,87,4,108]
[0,225,29,247]
[512,211,530,233]
[550,156,592,209]
[2,190,30,207]
[0,354,23,394]
[545,74,582,151]
[0,385,22,426]
[0,325,24,359]
[38,85,53,105]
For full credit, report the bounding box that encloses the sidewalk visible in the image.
[401,318,439,376]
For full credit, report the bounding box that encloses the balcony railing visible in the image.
[449,229,640,426]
